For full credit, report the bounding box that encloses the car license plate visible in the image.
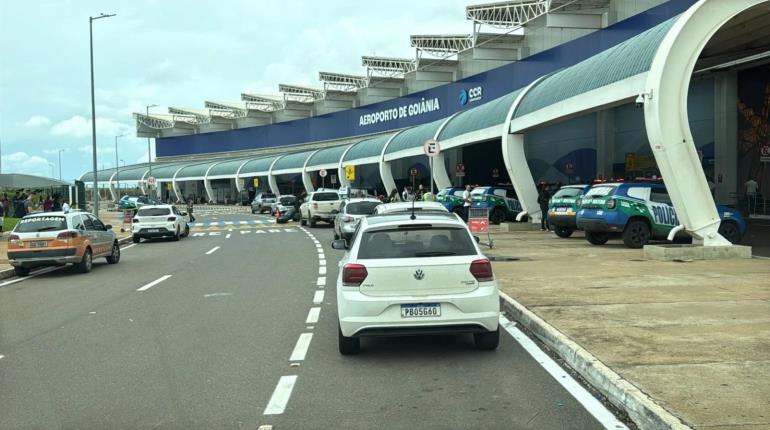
[148,229,160,233]
[555,207,567,213]
[29,241,48,248]
[401,303,441,318]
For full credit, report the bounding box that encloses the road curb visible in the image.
[499,291,693,430]
[0,236,134,282]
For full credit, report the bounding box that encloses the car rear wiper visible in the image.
[415,251,457,257]
[36,226,61,231]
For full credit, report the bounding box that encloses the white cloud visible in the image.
[50,115,131,139]
[22,115,51,127]
[1,152,52,177]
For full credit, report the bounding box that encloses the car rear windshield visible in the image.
[583,186,616,198]
[137,208,171,216]
[261,194,276,199]
[313,192,339,201]
[357,227,476,259]
[279,196,296,205]
[15,216,67,233]
[346,201,381,215]
[553,188,583,198]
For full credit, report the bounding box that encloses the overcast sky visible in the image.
[0,0,471,180]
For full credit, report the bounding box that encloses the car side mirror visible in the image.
[474,235,480,243]
[104,224,112,230]
[331,239,348,250]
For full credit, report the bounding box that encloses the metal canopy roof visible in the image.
[515,15,679,119]
[305,144,350,169]
[81,167,118,183]
[278,84,324,103]
[361,56,415,78]
[239,155,282,176]
[271,150,316,172]
[385,118,446,155]
[0,173,72,188]
[240,93,285,111]
[439,89,522,140]
[208,158,252,177]
[318,72,368,92]
[175,161,218,180]
[466,0,548,28]
[114,164,151,181]
[410,34,474,57]
[343,134,395,163]
[150,162,192,180]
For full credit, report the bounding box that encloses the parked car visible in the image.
[469,186,522,224]
[251,192,277,214]
[372,201,448,215]
[117,195,161,210]
[576,181,747,248]
[7,211,120,277]
[332,211,500,354]
[547,184,590,238]
[300,189,342,227]
[131,205,190,243]
[333,198,382,241]
[270,195,299,216]
[436,187,468,216]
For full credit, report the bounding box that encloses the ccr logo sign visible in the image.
[459,86,483,106]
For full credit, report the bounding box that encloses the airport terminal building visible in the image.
[81,0,770,243]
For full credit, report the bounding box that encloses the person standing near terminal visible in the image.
[186,198,196,223]
[537,183,551,231]
[745,177,759,213]
[62,200,70,213]
[462,184,472,222]
[0,196,5,232]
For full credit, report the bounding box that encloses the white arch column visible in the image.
[379,130,407,196]
[171,167,185,203]
[267,156,283,196]
[302,150,320,193]
[502,77,549,223]
[644,0,764,246]
[108,172,118,202]
[338,145,354,188]
[203,162,221,203]
[139,169,150,195]
[431,113,461,192]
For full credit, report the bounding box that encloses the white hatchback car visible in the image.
[131,205,189,243]
[332,212,500,354]
[333,198,382,241]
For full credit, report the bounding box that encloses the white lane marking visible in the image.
[224,221,234,225]
[499,315,629,430]
[263,375,298,415]
[316,276,326,287]
[205,246,221,255]
[289,333,313,361]
[306,307,321,324]
[121,243,137,251]
[313,290,324,304]
[225,234,231,239]
[318,266,327,275]
[192,232,207,237]
[240,221,248,225]
[318,253,325,260]
[268,229,280,233]
[136,275,172,292]
[312,240,320,244]
[209,232,222,236]
[0,267,61,288]
[0,354,5,360]
[319,259,326,266]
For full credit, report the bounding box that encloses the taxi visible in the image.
[547,184,589,238]
[7,210,120,277]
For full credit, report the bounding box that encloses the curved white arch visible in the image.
[235,158,259,193]
[644,0,765,246]
[139,169,150,195]
[170,165,187,203]
[338,144,355,188]
[267,156,284,196]
[203,161,222,203]
[431,112,463,192]
[107,171,118,202]
[501,75,550,223]
[379,129,409,197]
[301,149,321,193]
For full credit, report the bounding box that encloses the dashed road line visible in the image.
[263,375,298,415]
[316,276,326,287]
[136,275,172,292]
[0,354,5,360]
[313,290,324,304]
[305,307,320,324]
[289,333,313,361]
[121,243,137,251]
[318,266,327,275]
[319,259,326,266]
[205,246,221,255]
[226,233,231,239]
[0,267,61,288]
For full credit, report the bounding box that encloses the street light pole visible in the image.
[146,104,158,195]
[57,149,64,180]
[114,134,124,199]
[89,12,116,215]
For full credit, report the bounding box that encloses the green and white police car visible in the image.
[546,184,589,238]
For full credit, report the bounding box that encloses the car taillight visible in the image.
[57,231,79,240]
[167,216,177,221]
[470,259,494,282]
[312,202,318,209]
[342,263,368,287]
[342,216,353,222]
[606,199,616,209]
[133,218,139,223]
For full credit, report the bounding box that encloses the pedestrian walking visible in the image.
[43,196,54,212]
[0,197,5,233]
[52,195,62,211]
[186,198,196,223]
[745,177,759,213]
[462,184,472,222]
[62,200,71,213]
[537,183,551,231]
[388,189,400,203]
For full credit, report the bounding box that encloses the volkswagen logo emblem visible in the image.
[414,269,425,280]
[458,89,469,106]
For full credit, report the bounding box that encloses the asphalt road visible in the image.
[0,212,619,430]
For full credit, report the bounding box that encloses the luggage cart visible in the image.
[468,207,493,248]
[121,208,136,233]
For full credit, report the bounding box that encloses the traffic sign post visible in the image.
[319,168,327,189]
[424,139,441,198]
[345,165,356,181]
[455,163,465,186]
[761,143,770,163]
[330,174,337,185]
[147,176,156,187]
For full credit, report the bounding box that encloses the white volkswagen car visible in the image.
[332,212,499,354]
[131,205,189,243]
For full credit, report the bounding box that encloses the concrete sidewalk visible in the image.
[488,227,770,429]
